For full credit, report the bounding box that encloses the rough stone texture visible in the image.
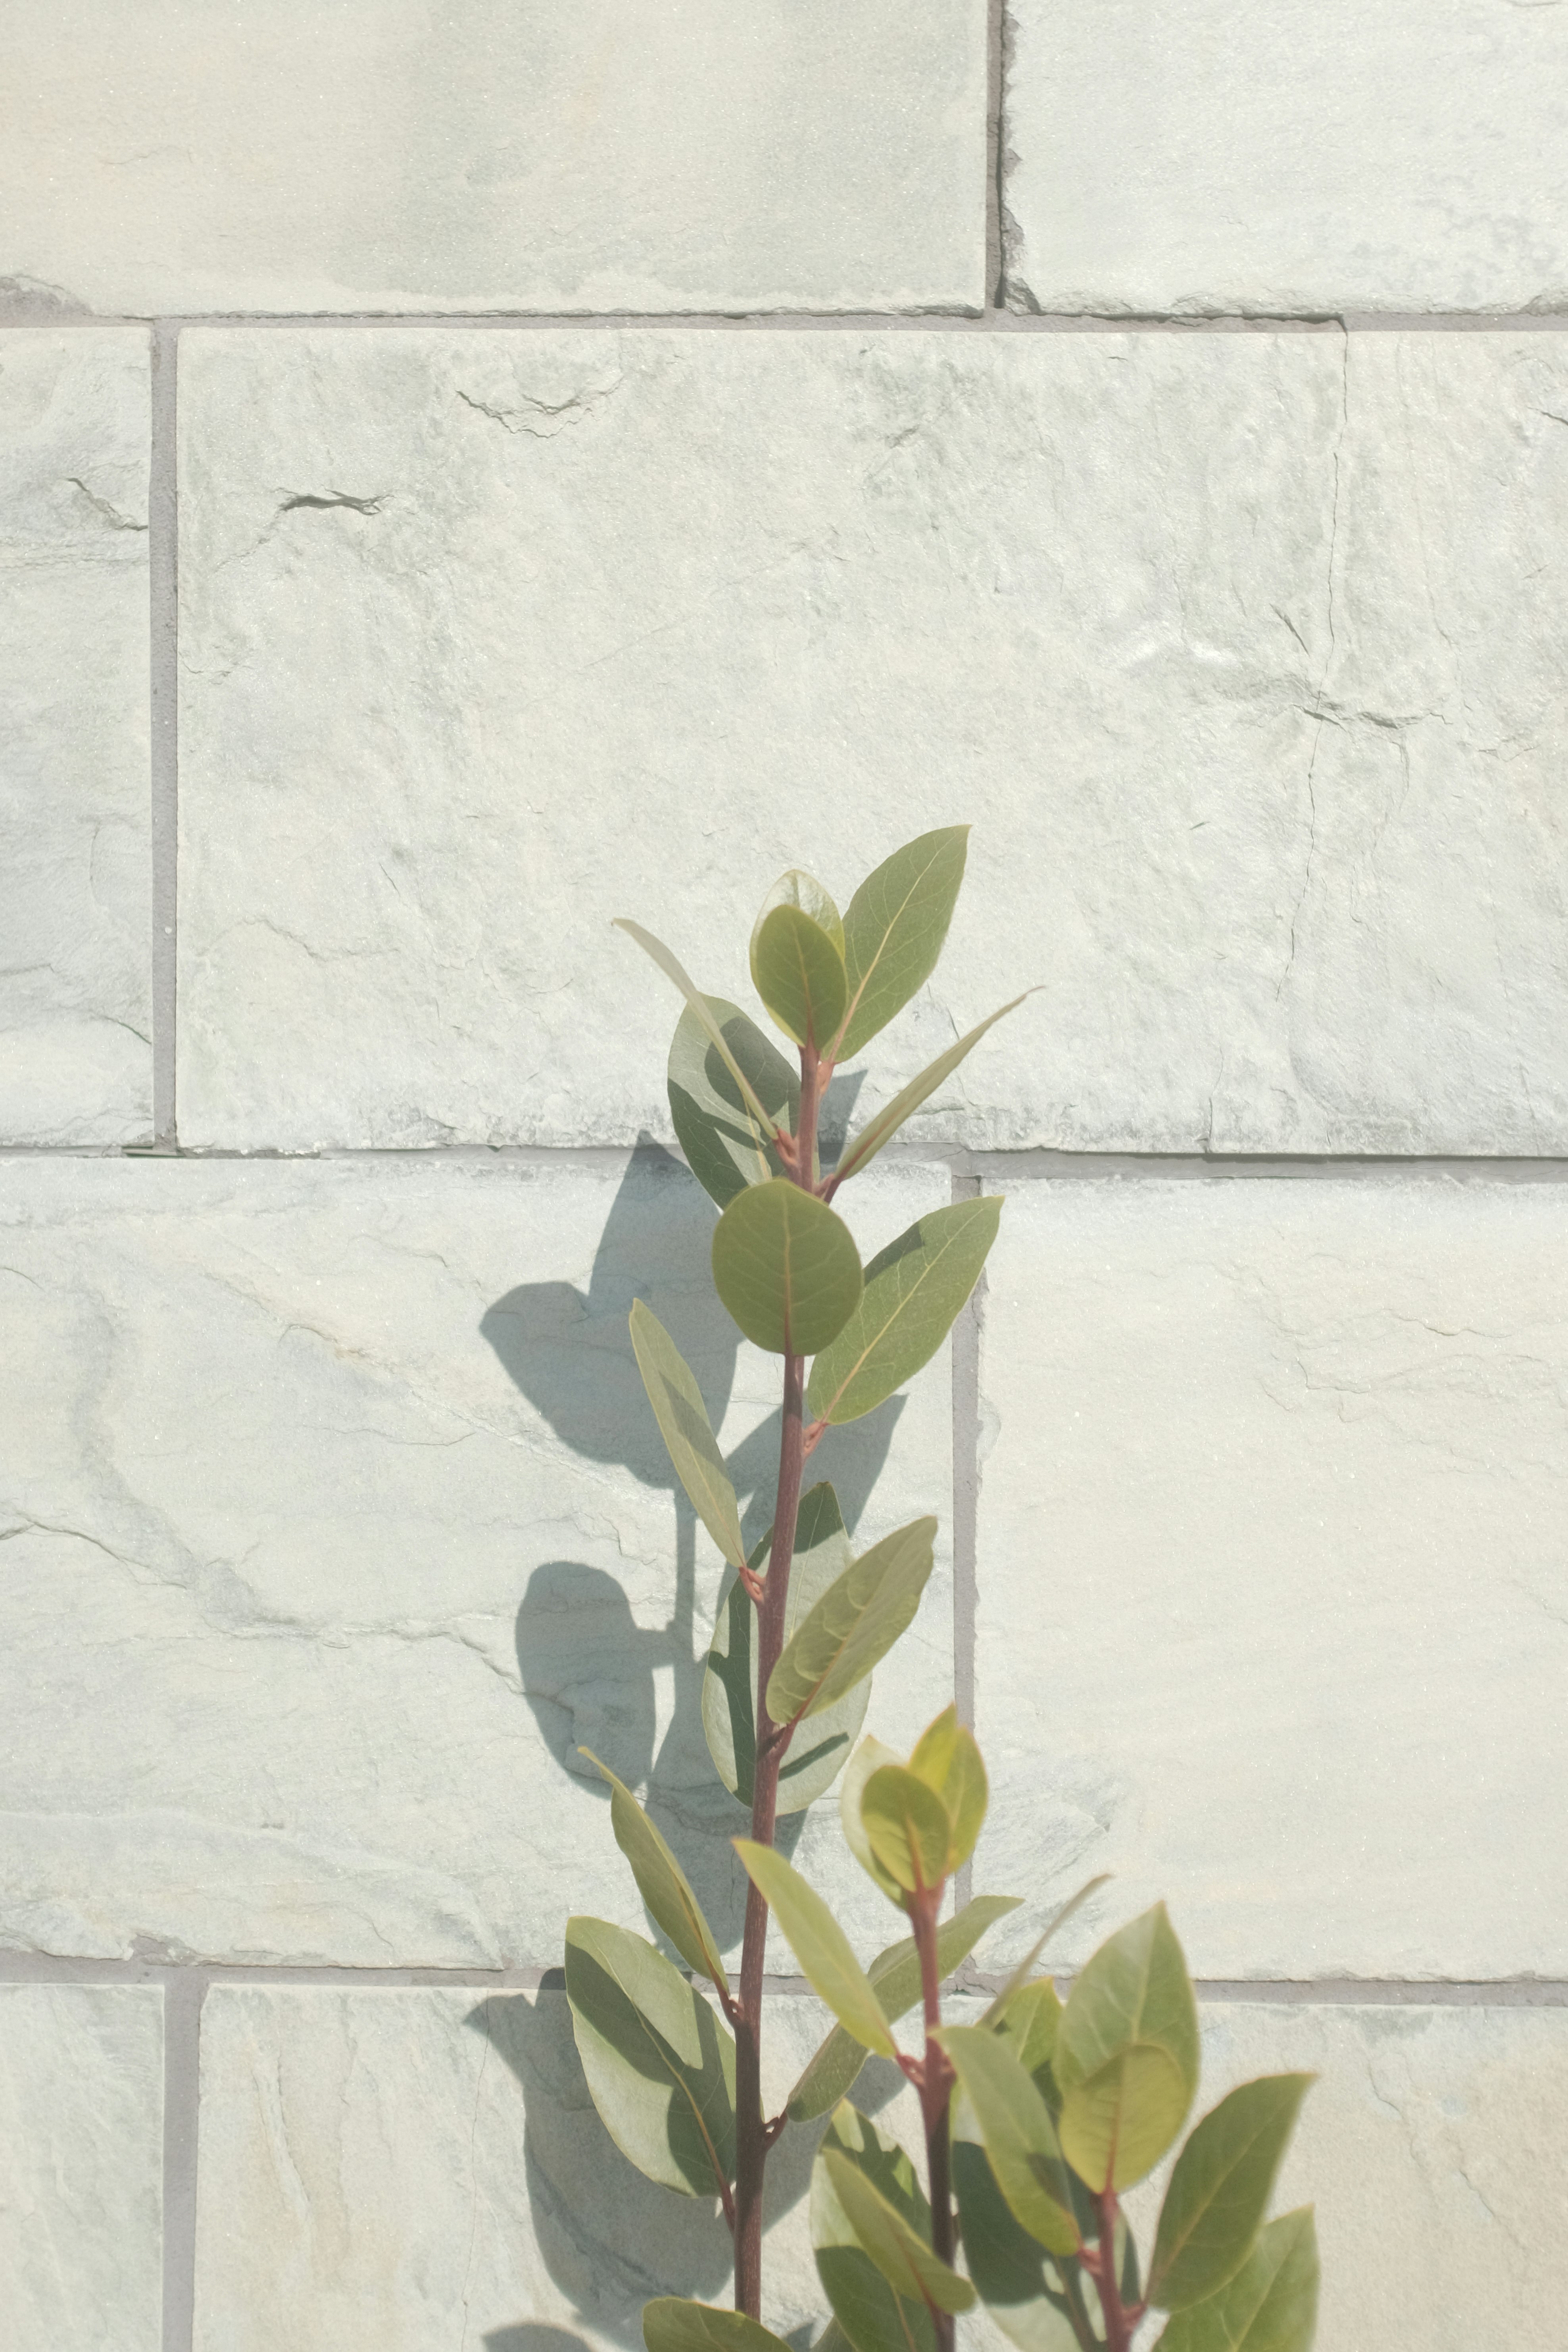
[0,1152,953,1966]
[0,329,150,1143]
[974,1174,1568,1979]
[1003,0,1568,315]
[178,328,1568,1155]
[0,2,986,317]
[0,1981,163,2352]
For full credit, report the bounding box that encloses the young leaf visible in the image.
[576,1749,729,1995]
[907,1704,988,1872]
[1153,2210,1320,2352]
[757,866,846,955]
[860,1763,952,1895]
[834,827,969,1061]
[629,1300,746,1570]
[668,996,799,1209]
[1149,2075,1314,2312]
[732,1841,895,2056]
[1060,2041,1192,2193]
[824,2150,976,2316]
[766,1516,937,1727]
[807,1199,1001,1426]
[564,1916,735,2198]
[992,1976,1064,2083]
[712,1178,863,1355]
[615,919,779,1143]
[812,2104,938,2352]
[701,1484,870,1814]
[833,995,1034,1184]
[751,898,848,1053]
[644,2302,795,2352]
[840,1734,904,1903]
[786,1894,1022,2120]
[1055,1903,1200,2109]
[933,2025,1080,2257]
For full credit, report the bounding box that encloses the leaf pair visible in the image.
[840,1706,987,1904]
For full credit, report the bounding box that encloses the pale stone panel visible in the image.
[1004,0,1568,315]
[0,1982,163,2352]
[0,1153,953,1966]
[0,330,150,1143]
[0,1,985,316]
[974,1173,1568,1979]
[179,328,1568,1155]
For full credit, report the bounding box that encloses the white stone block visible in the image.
[974,1173,1568,1978]
[0,1982,163,2352]
[0,330,150,1143]
[1003,0,1568,315]
[0,1,985,317]
[178,328,1568,1155]
[0,1153,953,1966]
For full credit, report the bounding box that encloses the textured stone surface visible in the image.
[0,1152,953,1966]
[0,1981,163,2352]
[179,328,1568,1155]
[1003,0,1568,315]
[0,329,150,1143]
[974,1174,1568,1979]
[0,1,985,316]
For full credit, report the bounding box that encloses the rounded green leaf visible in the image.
[833,995,1035,1184]
[644,2303,795,2352]
[812,2103,938,2352]
[860,1763,952,1895]
[1060,2040,1191,2193]
[564,1916,735,2198]
[1150,2075,1314,2313]
[1154,2210,1320,2352]
[712,1179,863,1355]
[807,1198,1001,1426]
[732,1841,895,2056]
[934,2025,1080,2257]
[822,2147,976,2317]
[907,1704,988,1873]
[629,1300,746,1570]
[751,900,848,1053]
[835,827,969,1060]
[577,1748,728,1994]
[1056,1903,1200,2109]
[766,1516,937,1728]
[667,996,799,1209]
[840,1734,903,1904]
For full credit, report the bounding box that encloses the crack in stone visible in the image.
[455,375,624,438]
[63,478,148,533]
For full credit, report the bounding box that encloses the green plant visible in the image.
[563,829,1320,2352]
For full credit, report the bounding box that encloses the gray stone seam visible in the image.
[150,320,178,1149]
[6,310,1568,333]
[950,1156,982,1935]
[161,1970,200,2352]
[986,0,1005,308]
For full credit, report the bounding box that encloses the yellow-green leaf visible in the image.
[1060,2041,1191,2193]
[564,1916,735,2198]
[812,2104,938,2352]
[751,873,848,1052]
[733,1842,894,2057]
[860,1763,952,1896]
[576,1748,728,1994]
[934,2025,1080,2258]
[907,1704,988,1873]
[1150,2076,1314,2312]
[644,2303,794,2352]
[766,1516,936,1727]
[712,1178,863,1356]
[1055,1904,1199,2109]
[629,1300,746,1570]
[822,2150,976,2315]
[615,919,779,1142]
[992,1977,1064,2083]
[1154,2210,1319,2352]
[834,995,1034,1183]
[834,827,969,1061]
[840,1734,904,1904]
[807,1199,1001,1426]
[667,996,799,1209]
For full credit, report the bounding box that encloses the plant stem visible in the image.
[911,1889,957,2352]
[1095,2185,1135,2352]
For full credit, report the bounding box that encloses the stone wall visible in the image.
[3,7,1567,2348]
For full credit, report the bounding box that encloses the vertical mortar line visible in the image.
[985,0,1004,307]
[162,1967,205,2352]
[149,320,179,1148]
[950,1158,982,1916]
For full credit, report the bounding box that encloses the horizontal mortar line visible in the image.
[4,309,1568,336]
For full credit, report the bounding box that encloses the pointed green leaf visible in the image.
[644,2303,794,2352]
[564,1916,735,2198]
[951,2132,1086,2352]
[1056,1904,1200,2106]
[712,1178,863,1356]
[1150,2076,1314,2312]
[787,1894,1022,2120]
[992,1976,1064,2083]
[907,1704,988,1872]
[840,1734,904,1904]
[1060,2040,1192,2193]
[934,2025,1080,2257]
[767,1517,937,1726]
[751,880,848,1052]
[668,996,799,1209]
[576,1749,728,1995]
[807,1199,1001,1427]
[628,1301,746,1570]
[834,827,969,1061]
[615,919,780,1143]
[860,1763,952,1896]
[733,1841,894,2057]
[701,1484,870,1814]
[823,2149,975,2317]
[834,994,1035,1183]
[812,2104,938,2352]
[1154,2210,1320,2352]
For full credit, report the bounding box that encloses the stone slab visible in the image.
[0,1,985,317]
[0,329,150,1143]
[0,1981,163,2352]
[0,1152,953,1966]
[1003,0,1568,315]
[179,328,1568,1155]
[974,1173,1568,1979]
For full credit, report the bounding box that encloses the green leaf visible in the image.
[732,1841,894,2056]
[992,1976,1064,2083]
[701,1483,870,1814]
[668,997,799,1210]
[628,1301,746,1570]
[644,2305,795,2352]
[812,2104,938,2352]
[860,1763,952,1896]
[934,2025,1080,2257]
[711,1178,863,1356]
[907,1704,988,1873]
[751,872,848,1052]
[951,2133,1086,2352]
[807,1199,1001,1427]
[576,1749,729,1995]
[1154,2210,1320,2352]
[564,1916,735,2198]
[834,827,969,1061]
[840,1735,904,1904]
[1150,2076,1314,2313]
[822,2151,976,2316]
[1056,1903,1199,2109]
[766,1517,937,1727]
[834,995,1035,1183]
[787,1894,1022,2121]
[615,920,781,1145]
[1060,2040,1192,2194]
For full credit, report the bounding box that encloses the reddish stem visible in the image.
[910,1886,956,2352]
[1094,2183,1139,2352]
